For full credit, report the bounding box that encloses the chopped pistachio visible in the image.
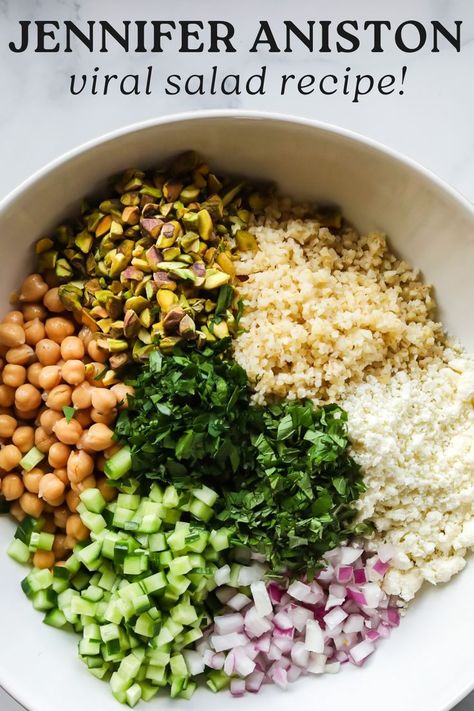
[204,269,231,290]
[236,230,258,251]
[122,206,140,225]
[157,289,178,312]
[36,238,54,254]
[216,252,235,276]
[197,209,213,240]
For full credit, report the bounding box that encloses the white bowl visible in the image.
[1,111,474,711]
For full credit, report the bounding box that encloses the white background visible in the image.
[0,0,474,709]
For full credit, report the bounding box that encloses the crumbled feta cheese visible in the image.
[343,355,474,601]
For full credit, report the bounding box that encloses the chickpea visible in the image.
[45,317,75,344]
[15,384,42,411]
[33,550,55,569]
[90,408,116,426]
[10,501,26,521]
[36,338,61,366]
[22,303,47,321]
[67,449,94,483]
[45,493,65,507]
[95,454,106,472]
[19,274,49,303]
[97,476,117,503]
[53,534,68,559]
[60,336,84,361]
[80,423,114,452]
[1,473,24,500]
[91,388,117,413]
[54,418,82,446]
[48,441,71,468]
[6,345,35,366]
[53,506,69,528]
[15,407,39,421]
[38,365,62,391]
[23,468,43,494]
[39,409,62,435]
[87,340,108,363]
[61,359,85,386]
[46,383,72,411]
[2,364,26,388]
[53,467,68,485]
[34,426,57,453]
[72,383,92,410]
[64,535,77,550]
[3,311,24,325]
[43,287,64,313]
[24,318,46,347]
[0,444,22,471]
[66,489,81,512]
[27,362,43,387]
[0,322,25,348]
[19,491,44,517]
[39,473,66,504]
[12,425,34,453]
[42,517,57,534]
[66,513,89,541]
[111,383,134,408]
[75,409,92,428]
[0,384,14,407]
[71,474,96,494]
[0,414,17,438]
[78,326,93,347]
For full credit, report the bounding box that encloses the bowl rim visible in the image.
[0,109,473,711]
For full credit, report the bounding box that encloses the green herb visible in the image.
[114,349,367,574]
[62,406,76,424]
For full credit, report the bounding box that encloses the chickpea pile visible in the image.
[0,273,134,569]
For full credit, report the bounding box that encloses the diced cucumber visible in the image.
[43,608,68,629]
[104,447,132,480]
[19,446,45,472]
[192,485,218,508]
[80,488,107,514]
[7,538,30,564]
[80,511,107,535]
[189,498,213,522]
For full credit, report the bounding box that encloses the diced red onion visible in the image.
[246,671,265,693]
[287,580,313,602]
[307,653,327,674]
[353,568,367,585]
[268,582,284,604]
[228,593,252,611]
[323,606,348,630]
[230,679,246,697]
[214,565,231,587]
[244,606,273,637]
[373,558,390,576]
[214,613,244,636]
[211,632,247,652]
[287,664,302,683]
[336,566,354,584]
[343,614,365,634]
[183,650,205,676]
[202,545,400,696]
[350,640,375,665]
[238,563,266,586]
[251,581,273,617]
[304,619,325,653]
[273,611,293,630]
[234,647,256,677]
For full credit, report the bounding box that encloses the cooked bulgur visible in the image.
[234,218,445,403]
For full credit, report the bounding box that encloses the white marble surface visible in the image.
[0,0,474,709]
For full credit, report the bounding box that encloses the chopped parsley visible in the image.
[115,348,368,573]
